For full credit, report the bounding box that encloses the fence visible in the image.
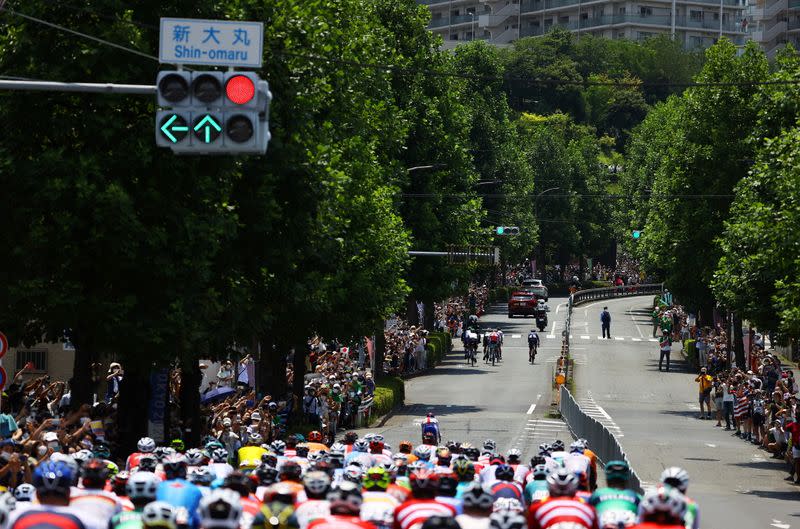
[560,385,644,494]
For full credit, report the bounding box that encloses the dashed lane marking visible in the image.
[580,335,590,340]
[527,404,536,414]
[632,338,642,341]
[511,334,521,338]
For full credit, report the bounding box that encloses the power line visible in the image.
[0,6,159,63]
[400,193,735,198]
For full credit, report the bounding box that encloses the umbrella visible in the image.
[201,386,236,404]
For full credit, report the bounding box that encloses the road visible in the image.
[572,296,798,529]
[357,297,572,459]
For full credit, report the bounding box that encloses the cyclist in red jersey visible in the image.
[527,470,598,529]
[308,482,375,529]
[10,461,88,529]
[393,470,456,529]
[629,486,687,529]
[488,466,523,502]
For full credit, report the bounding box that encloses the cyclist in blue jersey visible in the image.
[10,461,88,529]
[156,455,203,529]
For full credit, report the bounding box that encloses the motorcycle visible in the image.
[536,310,548,332]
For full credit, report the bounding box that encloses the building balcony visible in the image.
[520,13,746,35]
[521,0,741,13]
[429,14,477,27]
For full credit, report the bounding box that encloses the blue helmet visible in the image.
[34,461,73,496]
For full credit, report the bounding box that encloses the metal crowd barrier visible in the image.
[570,283,665,307]
[559,385,644,494]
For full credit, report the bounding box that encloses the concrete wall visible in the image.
[4,342,75,383]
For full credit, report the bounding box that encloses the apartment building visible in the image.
[747,0,800,56]
[420,0,748,50]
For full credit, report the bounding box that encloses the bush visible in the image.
[370,376,405,420]
[426,332,452,365]
[684,339,698,369]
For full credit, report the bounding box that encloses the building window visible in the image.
[690,10,703,20]
[16,350,47,372]
[618,6,626,14]
[559,15,570,23]
[640,6,653,15]
[617,31,626,38]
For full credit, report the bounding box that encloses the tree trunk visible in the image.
[423,300,435,332]
[406,296,420,326]
[733,313,745,369]
[69,328,95,410]
[291,343,307,425]
[179,361,202,448]
[257,336,287,399]
[116,366,150,458]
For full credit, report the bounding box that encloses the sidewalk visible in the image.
[573,297,798,529]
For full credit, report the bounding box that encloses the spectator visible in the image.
[217,361,234,388]
[695,368,713,420]
[658,331,672,372]
[105,362,123,403]
[600,307,611,339]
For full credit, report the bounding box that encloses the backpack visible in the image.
[422,422,438,436]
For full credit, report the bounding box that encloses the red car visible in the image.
[508,291,538,317]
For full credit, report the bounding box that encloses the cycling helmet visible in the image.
[152,446,169,462]
[660,467,690,493]
[344,431,358,444]
[295,445,309,458]
[0,496,13,529]
[0,492,14,513]
[437,471,458,497]
[410,469,440,498]
[138,437,156,453]
[72,449,93,467]
[546,469,578,497]
[538,443,551,456]
[532,464,549,480]
[205,440,224,452]
[269,440,286,455]
[484,439,497,452]
[81,458,110,489]
[507,448,522,463]
[492,498,524,514]
[308,431,323,443]
[111,470,129,493]
[460,482,494,511]
[489,512,527,529]
[222,472,252,497]
[327,481,362,516]
[35,462,74,498]
[343,465,364,484]
[369,440,385,453]
[464,447,480,461]
[569,440,586,454]
[363,466,390,491]
[263,483,296,505]
[255,464,278,486]
[326,451,344,469]
[106,461,120,480]
[279,461,302,482]
[307,451,324,464]
[198,489,242,529]
[640,485,687,522]
[427,412,435,418]
[330,442,346,453]
[413,445,432,461]
[605,460,631,483]
[211,448,229,464]
[93,442,111,459]
[185,448,205,466]
[127,471,159,502]
[551,440,565,452]
[530,455,546,468]
[398,440,413,454]
[13,483,35,502]
[494,464,514,482]
[188,466,214,487]
[134,455,157,474]
[170,439,185,452]
[421,517,461,529]
[353,439,369,453]
[452,459,475,481]
[163,454,188,480]
[142,501,177,529]
[302,471,331,499]
[248,433,264,446]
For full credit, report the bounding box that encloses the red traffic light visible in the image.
[225,75,255,105]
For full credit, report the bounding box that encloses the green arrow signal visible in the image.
[160,114,189,143]
[193,115,222,144]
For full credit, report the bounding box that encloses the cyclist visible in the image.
[658,468,698,529]
[488,466,522,502]
[421,414,441,445]
[70,458,123,525]
[361,466,399,529]
[435,472,463,515]
[527,469,598,529]
[455,482,493,529]
[294,471,332,529]
[588,461,640,529]
[198,489,242,529]
[463,329,479,366]
[10,461,88,529]
[307,482,374,529]
[522,465,549,506]
[394,470,456,529]
[251,484,299,529]
[527,330,540,364]
[630,486,687,529]
[496,329,504,361]
[221,472,262,529]
[128,437,157,471]
[142,502,178,529]
[155,455,203,529]
[110,472,160,529]
[548,440,568,467]
[452,460,476,499]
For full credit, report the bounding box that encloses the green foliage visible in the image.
[371,376,405,420]
[426,331,452,365]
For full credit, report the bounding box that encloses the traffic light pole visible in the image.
[0,79,155,95]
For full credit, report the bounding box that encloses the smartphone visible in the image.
[51,419,60,427]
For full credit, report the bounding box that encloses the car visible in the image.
[508,291,538,318]
[522,279,544,288]
[518,284,548,301]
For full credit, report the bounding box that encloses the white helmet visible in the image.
[198,489,243,529]
[138,437,156,453]
[0,496,13,529]
[184,448,205,466]
[127,471,159,501]
[142,501,177,529]
[248,433,263,445]
[660,467,690,493]
[489,512,527,529]
[569,440,585,454]
[492,497,524,514]
[507,448,522,461]
[640,485,687,521]
[546,469,578,497]
[13,483,36,502]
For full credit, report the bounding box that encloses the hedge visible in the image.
[488,286,514,303]
[683,339,698,370]
[370,376,405,422]
[426,331,452,366]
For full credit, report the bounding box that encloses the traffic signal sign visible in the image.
[495,226,520,236]
[632,230,642,239]
[155,70,272,155]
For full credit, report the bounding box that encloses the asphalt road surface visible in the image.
[573,296,798,529]
[356,297,572,459]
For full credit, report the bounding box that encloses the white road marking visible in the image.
[581,335,590,340]
[614,336,625,341]
[649,338,658,342]
[511,334,521,338]
[555,302,566,314]
[705,443,716,448]
[532,419,564,425]
[527,404,536,414]
[770,522,790,529]
[632,338,642,342]
[628,304,645,338]
[597,336,603,340]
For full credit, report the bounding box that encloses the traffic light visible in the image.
[632,230,642,239]
[495,226,520,236]
[155,70,272,155]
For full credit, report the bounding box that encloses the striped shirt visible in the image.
[734,396,749,419]
[528,497,598,529]
[393,499,456,529]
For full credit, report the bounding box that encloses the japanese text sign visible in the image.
[160,18,264,68]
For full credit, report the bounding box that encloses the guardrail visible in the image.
[560,386,644,494]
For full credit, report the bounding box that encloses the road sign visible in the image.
[0,332,6,360]
[0,367,7,391]
[159,114,190,143]
[159,18,264,68]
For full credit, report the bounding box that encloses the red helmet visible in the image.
[369,440,385,453]
[410,469,440,498]
[308,431,323,443]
